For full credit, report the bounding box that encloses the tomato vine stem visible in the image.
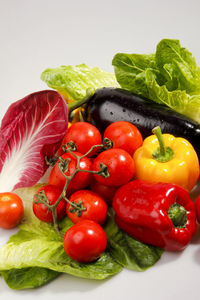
[34,139,112,235]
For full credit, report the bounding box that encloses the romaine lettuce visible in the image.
[112,39,200,124]
[104,213,163,271]
[1,267,59,290]
[41,64,120,102]
[0,185,122,288]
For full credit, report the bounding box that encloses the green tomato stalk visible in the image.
[34,139,112,236]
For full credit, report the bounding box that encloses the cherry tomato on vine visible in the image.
[33,185,66,223]
[48,152,93,195]
[63,220,107,263]
[93,148,135,187]
[90,179,117,206]
[58,122,102,157]
[67,190,108,225]
[0,193,24,229]
[103,121,143,156]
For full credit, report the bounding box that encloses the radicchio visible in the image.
[0,90,68,192]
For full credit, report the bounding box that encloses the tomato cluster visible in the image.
[30,121,142,263]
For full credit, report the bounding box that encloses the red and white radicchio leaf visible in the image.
[0,90,68,192]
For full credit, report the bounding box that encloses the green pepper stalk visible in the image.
[152,126,174,162]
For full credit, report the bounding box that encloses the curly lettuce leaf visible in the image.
[41,64,120,102]
[112,39,200,124]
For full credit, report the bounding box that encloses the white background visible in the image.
[1,0,200,299]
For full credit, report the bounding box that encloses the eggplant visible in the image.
[84,87,200,158]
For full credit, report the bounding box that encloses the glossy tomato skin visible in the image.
[58,122,102,157]
[67,190,108,224]
[63,220,107,263]
[33,185,66,223]
[90,179,117,206]
[195,196,200,223]
[48,152,93,195]
[103,121,143,156]
[93,149,135,187]
[0,193,24,229]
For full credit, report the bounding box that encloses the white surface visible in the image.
[0,0,200,299]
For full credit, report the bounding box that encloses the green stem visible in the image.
[52,207,62,236]
[152,126,166,156]
[168,203,187,228]
[152,126,174,163]
[35,139,111,236]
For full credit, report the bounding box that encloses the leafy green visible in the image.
[41,64,119,101]
[112,39,200,124]
[0,185,122,290]
[105,214,163,271]
[0,218,122,281]
[155,39,200,92]
[1,268,59,290]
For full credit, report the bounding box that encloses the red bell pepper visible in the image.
[112,180,197,251]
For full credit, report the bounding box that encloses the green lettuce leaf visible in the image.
[1,267,59,290]
[155,39,200,93]
[0,185,122,289]
[0,222,121,280]
[105,213,163,271]
[112,39,200,124]
[41,64,119,101]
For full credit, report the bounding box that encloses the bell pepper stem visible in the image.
[152,126,166,156]
[152,126,174,162]
[168,203,187,228]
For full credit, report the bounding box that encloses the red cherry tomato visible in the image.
[0,193,24,229]
[67,190,108,225]
[63,220,107,263]
[33,185,66,223]
[90,179,117,206]
[195,196,200,223]
[58,122,102,157]
[93,149,135,187]
[48,152,93,195]
[103,121,143,156]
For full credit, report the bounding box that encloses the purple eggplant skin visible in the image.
[84,87,200,158]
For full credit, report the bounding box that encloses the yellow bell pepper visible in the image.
[133,126,199,191]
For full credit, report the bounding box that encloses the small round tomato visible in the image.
[63,220,107,263]
[58,122,102,157]
[0,193,24,229]
[103,121,143,156]
[67,190,108,224]
[93,149,135,187]
[33,185,66,223]
[195,196,200,223]
[48,152,93,195]
[90,179,117,206]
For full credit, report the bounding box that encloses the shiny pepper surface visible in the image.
[133,127,199,191]
[113,180,197,251]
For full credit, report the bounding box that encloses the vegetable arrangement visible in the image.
[0,38,200,290]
